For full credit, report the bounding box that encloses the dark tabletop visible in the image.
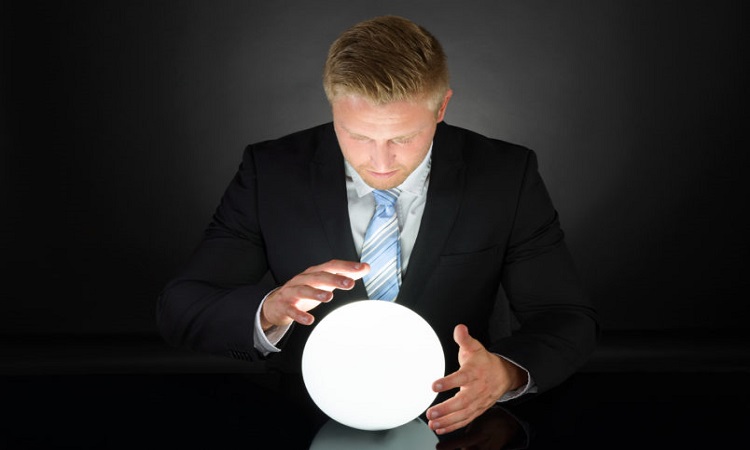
[2,332,749,449]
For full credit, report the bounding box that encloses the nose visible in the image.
[370,142,394,170]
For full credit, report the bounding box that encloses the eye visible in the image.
[392,137,413,145]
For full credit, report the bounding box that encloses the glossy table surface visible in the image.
[2,332,749,449]
[3,370,748,449]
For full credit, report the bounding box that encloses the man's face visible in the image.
[332,92,451,190]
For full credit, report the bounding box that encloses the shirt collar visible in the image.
[345,142,433,198]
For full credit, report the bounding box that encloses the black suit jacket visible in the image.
[157,121,598,392]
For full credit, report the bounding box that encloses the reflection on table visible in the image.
[2,371,748,449]
[307,405,528,450]
[309,418,438,449]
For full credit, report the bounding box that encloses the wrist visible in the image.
[260,305,273,331]
[496,354,528,392]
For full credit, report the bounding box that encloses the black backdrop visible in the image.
[2,0,747,336]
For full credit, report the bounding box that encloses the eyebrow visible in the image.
[344,126,423,141]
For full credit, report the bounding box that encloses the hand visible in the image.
[426,324,528,435]
[260,259,369,330]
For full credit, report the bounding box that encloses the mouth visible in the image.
[368,170,398,179]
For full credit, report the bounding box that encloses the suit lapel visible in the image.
[309,124,369,299]
[399,123,466,309]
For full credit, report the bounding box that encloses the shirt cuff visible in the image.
[494,353,538,402]
[253,288,292,356]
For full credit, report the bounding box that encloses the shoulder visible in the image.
[435,122,536,173]
[242,123,337,164]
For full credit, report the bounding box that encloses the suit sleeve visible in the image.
[490,150,600,392]
[155,145,274,361]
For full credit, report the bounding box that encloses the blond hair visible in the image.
[323,15,450,111]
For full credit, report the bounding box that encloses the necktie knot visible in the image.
[372,189,400,216]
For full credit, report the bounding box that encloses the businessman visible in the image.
[157,15,598,435]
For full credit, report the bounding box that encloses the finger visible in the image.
[303,260,370,279]
[454,324,484,353]
[293,309,316,326]
[431,414,474,436]
[295,271,357,292]
[432,369,469,393]
[263,287,329,327]
[428,403,476,435]
[272,299,318,327]
[427,389,470,423]
[428,391,488,435]
[274,295,322,326]
[269,285,331,309]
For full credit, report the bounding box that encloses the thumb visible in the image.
[453,324,484,353]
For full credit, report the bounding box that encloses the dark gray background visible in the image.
[2,0,747,336]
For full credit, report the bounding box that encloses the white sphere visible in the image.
[302,300,445,431]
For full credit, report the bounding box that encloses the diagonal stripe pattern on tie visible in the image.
[361,189,402,301]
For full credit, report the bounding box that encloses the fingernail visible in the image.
[353,263,362,269]
[340,278,353,288]
[434,383,443,391]
[317,292,328,300]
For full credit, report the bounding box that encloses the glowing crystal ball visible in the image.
[302,300,445,431]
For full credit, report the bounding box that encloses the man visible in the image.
[157,15,598,435]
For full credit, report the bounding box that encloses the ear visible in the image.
[436,89,453,122]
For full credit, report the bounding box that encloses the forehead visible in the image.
[332,95,435,136]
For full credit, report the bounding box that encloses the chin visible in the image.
[364,180,401,190]
[362,174,407,190]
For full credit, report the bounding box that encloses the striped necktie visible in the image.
[361,189,402,301]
